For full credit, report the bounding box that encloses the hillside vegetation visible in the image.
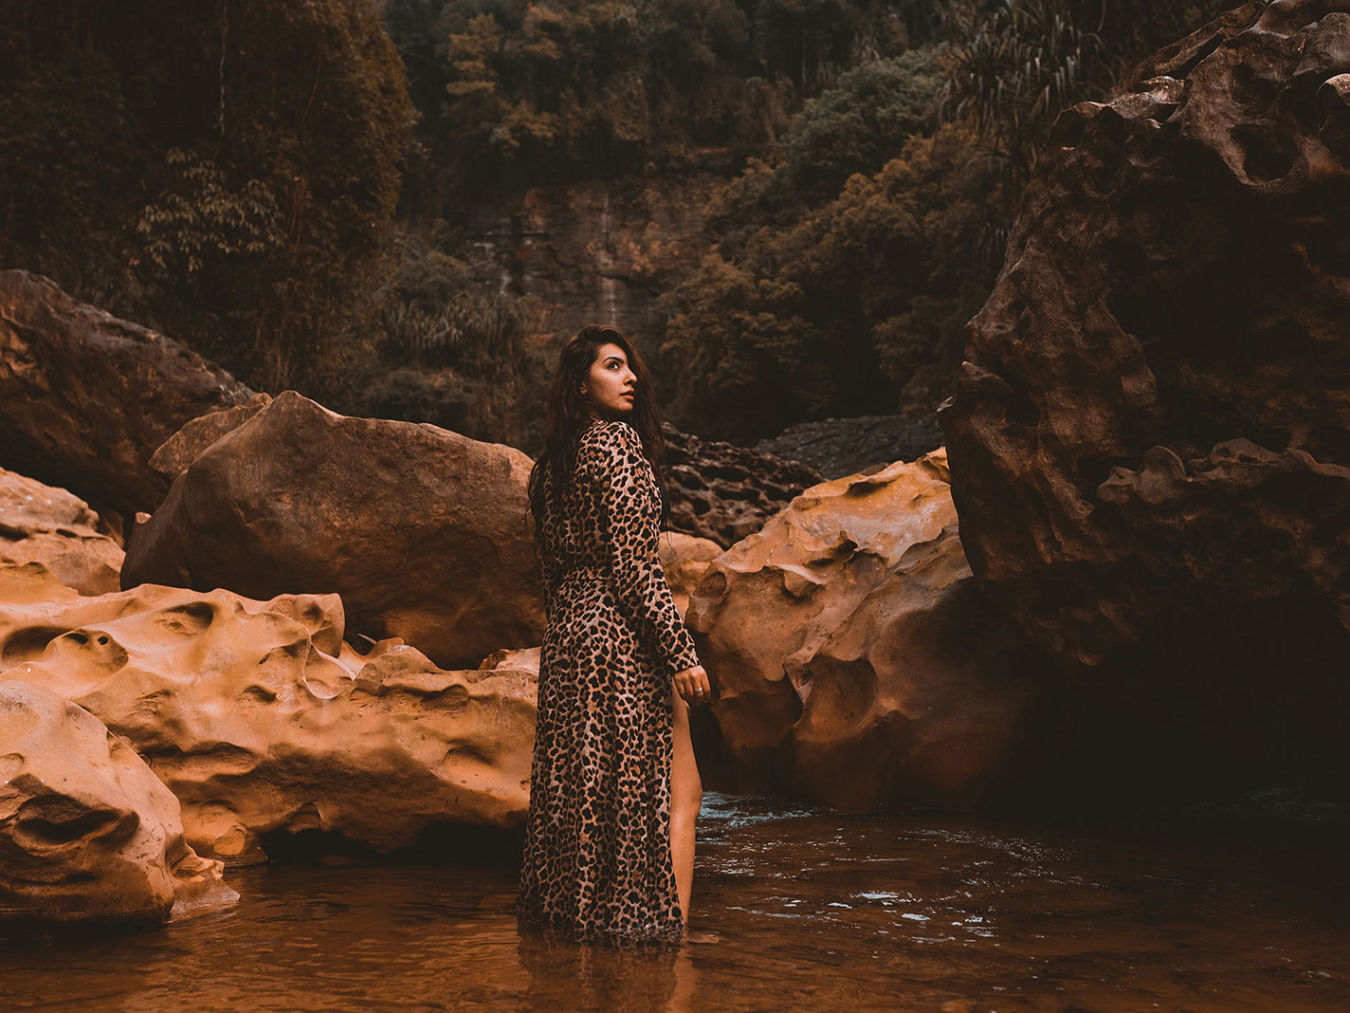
[0,0,1229,446]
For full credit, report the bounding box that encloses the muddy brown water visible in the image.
[2,791,1348,1011]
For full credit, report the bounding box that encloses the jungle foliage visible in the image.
[0,0,1241,446]
[656,0,1234,439]
[655,48,989,437]
[384,0,955,207]
[355,232,549,440]
[0,0,414,393]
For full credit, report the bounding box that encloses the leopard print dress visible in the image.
[516,418,702,946]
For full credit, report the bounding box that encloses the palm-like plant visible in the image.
[935,0,1232,275]
[937,0,1106,185]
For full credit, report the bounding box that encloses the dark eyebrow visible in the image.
[603,355,625,364]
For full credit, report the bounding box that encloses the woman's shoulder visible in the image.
[577,419,643,467]
[580,419,641,448]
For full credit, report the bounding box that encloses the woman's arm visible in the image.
[586,421,701,678]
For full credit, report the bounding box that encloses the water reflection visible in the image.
[1,791,1348,1010]
[516,931,689,1012]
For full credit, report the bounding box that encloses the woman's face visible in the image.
[582,342,637,419]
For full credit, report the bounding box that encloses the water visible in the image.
[2,792,1348,1011]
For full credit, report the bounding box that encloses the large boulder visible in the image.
[0,466,124,595]
[0,270,254,519]
[685,450,1036,809]
[0,563,536,866]
[122,389,543,668]
[938,0,1350,792]
[0,679,237,924]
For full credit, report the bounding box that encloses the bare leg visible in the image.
[669,689,701,927]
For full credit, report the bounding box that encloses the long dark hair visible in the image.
[527,324,674,536]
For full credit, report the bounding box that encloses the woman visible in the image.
[517,324,713,946]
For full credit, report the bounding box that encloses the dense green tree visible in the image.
[0,0,415,393]
[780,47,948,194]
[660,121,1002,439]
[706,44,948,253]
[384,0,941,205]
[338,231,553,447]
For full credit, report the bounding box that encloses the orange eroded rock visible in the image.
[0,467,124,595]
[686,450,1035,809]
[0,563,536,865]
[658,531,724,617]
[478,645,540,674]
[0,680,237,924]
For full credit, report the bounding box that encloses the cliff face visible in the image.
[938,0,1350,796]
[454,172,725,355]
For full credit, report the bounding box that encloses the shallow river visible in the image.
[3,791,1348,1011]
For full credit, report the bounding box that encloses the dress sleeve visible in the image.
[586,422,701,678]
[535,533,562,622]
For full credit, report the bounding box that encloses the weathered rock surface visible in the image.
[0,563,536,866]
[148,392,273,478]
[942,0,1350,665]
[0,679,237,924]
[478,645,540,675]
[122,389,544,669]
[0,270,255,519]
[661,423,823,548]
[754,413,946,480]
[1,467,124,595]
[658,531,724,616]
[937,0,1350,794]
[686,450,1036,809]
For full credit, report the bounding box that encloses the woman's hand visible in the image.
[672,664,712,706]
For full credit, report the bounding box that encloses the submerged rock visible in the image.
[0,563,536,866]
[686,450,1036,809]
[122,389,543,669]
[0,270,254,519]
[0,679,237,924]
[0,466,124,595]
